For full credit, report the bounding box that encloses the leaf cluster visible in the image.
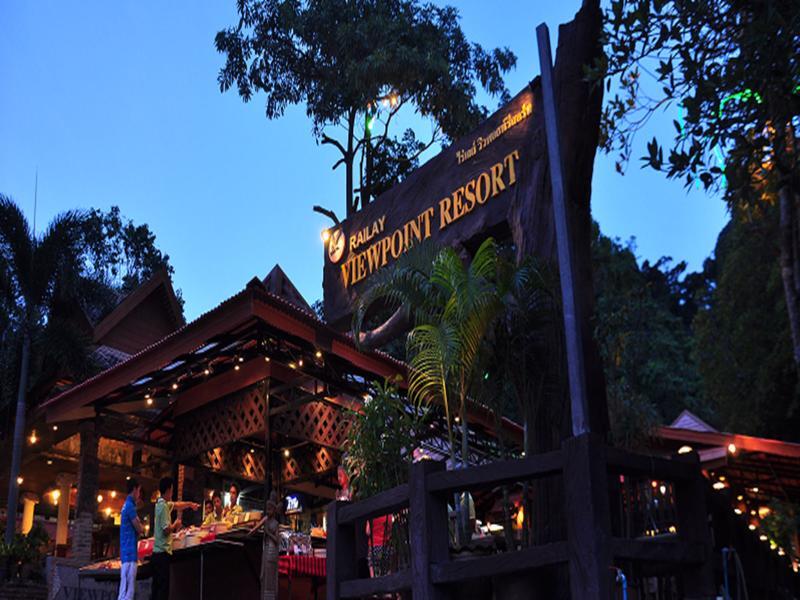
[592,0,800,206]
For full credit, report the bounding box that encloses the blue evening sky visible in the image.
[1,1,728,321]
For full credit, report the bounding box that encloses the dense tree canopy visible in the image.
[593,0,800,373]
[693,205,800,441]
[591,224,710,447]
[216,0,516,216]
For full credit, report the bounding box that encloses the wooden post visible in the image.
[562,434,612,599]
[674,453,715,599]
[409,460,449,600]
[326,501,356,600]
[536,22,590,437]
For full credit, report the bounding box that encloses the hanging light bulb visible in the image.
[29,431,38,444]
[727,443,737,455]
[321,229,331,243]
[97,494,103,503]
[315,350,322,359]
[677,445,693,454]
[204,368,210,376]
[52,425,58,432]
[283,448,291,458]
[16,476,23,486]
[146,397,154,406]
[234,364,241,371]
[172,382,179,390]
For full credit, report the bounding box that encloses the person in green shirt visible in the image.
[151,476,199,600]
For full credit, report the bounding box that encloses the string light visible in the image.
[283,449,291,458]
[298,359,304,367]
[321,230,331,243]
[110,491,117,499]
[751,487,759,493]
[104,507,112,517]
[46,460,53,466]
[172,383,179,390]
[249,448,255,454]
[238,356,245,363]
[264,356,270,363]
[659,484,667,495]
[727,443,737,455]
[51,490,60,504]
[97,494,104,503]
[234,364,241,371]
[315,350,322,359]
[734,508,743,515]
[126,476,131,481]
[677,445,693,454]
[759,534,768,542]
[16,476,23,485]
[204,368,210,376]
[748,524,756,531]
[146,397,154,406]
[29,431,38,444]
[52,425,58,432]
[712,481,726,490]
[289,362,297,370]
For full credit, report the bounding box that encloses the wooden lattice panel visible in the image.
[201,445,267,483]
[273,401,351,449]
[174,385,266,460]
[282,445,339,484]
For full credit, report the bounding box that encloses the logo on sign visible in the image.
[327,229,346,264]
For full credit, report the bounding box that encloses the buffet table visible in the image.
[79,527,327,600]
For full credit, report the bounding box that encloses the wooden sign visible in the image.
[323,84,540,325]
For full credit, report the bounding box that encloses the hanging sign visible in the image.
[323,84,540,326]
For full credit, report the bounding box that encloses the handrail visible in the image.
[605,446,698,481]
[426,450,564,494]
[337,483,409,525]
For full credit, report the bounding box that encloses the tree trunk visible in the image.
[346,109,356,216]
[4,330,31,545]
[778,185,800,370]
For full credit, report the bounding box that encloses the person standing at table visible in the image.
[249,492,280,600]
[223,483,243,521]
[203,491,224,525]
[118,478,143,600]
[151,477,199,600]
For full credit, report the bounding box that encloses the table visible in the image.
[279,555,326,599]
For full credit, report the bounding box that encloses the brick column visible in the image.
[55,473,74,546]
[72,421,99,564]
[21,492,39,534]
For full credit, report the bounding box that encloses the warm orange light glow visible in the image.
[97,494,103,503]
[110,491,117,499]
[104,507,112,517]
[315,350,322,359]
[758,506,771,519]
[16,477,23,486]
[146,397,154,406]
[51,490,60,505]
[515,505,525,529]
[29,431,38,444]
[321,229,331,243]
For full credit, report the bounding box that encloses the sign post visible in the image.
[536,23,590,437]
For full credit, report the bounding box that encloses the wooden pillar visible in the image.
[73,420,99,564]
[55,473,74,547]
[409,460,449,600]
[562,434,612,599]
[326,501,355,600]
[21,492,39,535]
[675,453,716,599]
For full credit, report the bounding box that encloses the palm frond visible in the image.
[0,195,33,303]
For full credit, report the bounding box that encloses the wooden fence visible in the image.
[326,433,715,599]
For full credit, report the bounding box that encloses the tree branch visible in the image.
[312,205,340,226]
[321,133,347,157]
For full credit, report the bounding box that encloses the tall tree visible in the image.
[591,225,709,447]
[693,206,799,440]
[592,0,800,372]
[1,199,180,541]
[215,0,516,217]
[0,196,85,544]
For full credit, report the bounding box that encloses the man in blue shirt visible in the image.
[118,478,143,600]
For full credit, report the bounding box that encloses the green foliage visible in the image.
[216,0,516,214]
[0,524,50,580]
[693,205,800,440]
[762,500,800,562]
[591,223,709,447]
[81,206,178,304]
[0,197,180,413]
[344,378,424,499]
[593,0,799,198]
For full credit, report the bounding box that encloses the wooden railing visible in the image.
[326,433,715,599]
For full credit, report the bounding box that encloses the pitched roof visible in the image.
[669,409,717,433]
[92,269,185,354]
[262,264,313,313]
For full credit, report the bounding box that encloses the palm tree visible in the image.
[354,238,525,543]
[1,195,85,544]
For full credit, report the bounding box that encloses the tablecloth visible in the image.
[278,555,326,578]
